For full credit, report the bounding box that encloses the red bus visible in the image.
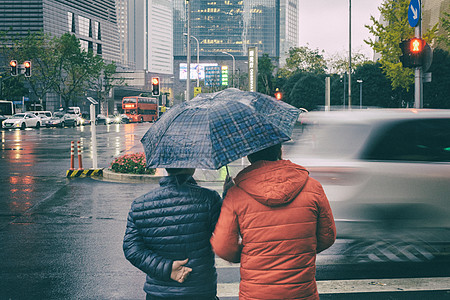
[122,96,159,122]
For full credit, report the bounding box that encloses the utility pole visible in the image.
[348,0,352,109]
[186,0,191,101]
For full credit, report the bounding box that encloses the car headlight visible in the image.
[114,116,120,122]
[106,117,111,123]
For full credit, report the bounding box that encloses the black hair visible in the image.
[247,143,282,163]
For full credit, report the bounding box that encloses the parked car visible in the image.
[284,109,450,261]
[2,112,41,129]
[46,112,77,128]
[28,111,53,127]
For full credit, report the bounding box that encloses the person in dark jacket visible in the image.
[123,168,222,300]
[211,144,336,300]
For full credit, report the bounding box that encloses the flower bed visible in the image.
[110,152,156,175]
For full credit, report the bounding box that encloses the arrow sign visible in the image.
[408,0,421,27]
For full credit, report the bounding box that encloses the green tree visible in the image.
[285,73,325,111]
[423,48,450,108]
[91,61,125,113]
[437,5,450,50]
[365,0,438,91]
[327,51,370,74]
[279,46,327,77]
[52,33,103,108]
[257,53,276,95]
[11,31,56,109]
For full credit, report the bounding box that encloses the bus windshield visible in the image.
[123,97,137,104]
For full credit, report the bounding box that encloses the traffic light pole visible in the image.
[414,3,422,108]
[186,0,191,101]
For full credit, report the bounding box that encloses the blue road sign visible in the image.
[408,0,420,27]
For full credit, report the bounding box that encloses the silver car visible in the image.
[284,109,450,261]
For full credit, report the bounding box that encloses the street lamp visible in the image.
[184,33,200,87]
[357,79,363,109]
[222,51,235,88]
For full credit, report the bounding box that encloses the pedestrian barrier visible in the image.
[66,140,103,178]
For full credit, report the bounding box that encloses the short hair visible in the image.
[247,143,282,163]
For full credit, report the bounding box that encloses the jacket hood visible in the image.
[234,160,309,207]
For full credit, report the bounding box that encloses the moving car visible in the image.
[2,112,41,129]
[0,114,8,127]
[46,112,77,128]
[95,114,108,125]
[284,109,450,261]
[28,111,53,127]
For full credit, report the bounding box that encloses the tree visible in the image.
[437,5,450,50]
[12,31,56,109]
[327,51,370,74]
[91,61,125,114]
[365,0,438,91]
[286,73,325,111]
[423,48,450,108]
[278,46,327,77]
[52,33,103,108]
[257,53,276,95]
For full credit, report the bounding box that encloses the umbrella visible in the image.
[141,88,300,170]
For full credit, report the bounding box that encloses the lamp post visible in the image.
[348,0,352,109]
[186,0,191,101]
[222,51,235,88]
[184,33,200,87]
[357,79,363,109]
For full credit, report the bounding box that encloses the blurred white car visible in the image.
[284,109,450,261]
[2,112,41,129]
[28,111,52,127]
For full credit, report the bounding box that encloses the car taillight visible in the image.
[307,167,364,186]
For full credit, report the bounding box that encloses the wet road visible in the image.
[1,124,449,299]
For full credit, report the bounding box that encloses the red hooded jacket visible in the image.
[211,160,336,300]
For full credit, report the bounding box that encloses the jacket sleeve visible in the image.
[210,189,242,263]
[209,191,223,233]
[123,212,173,281]
[316,186,337,253]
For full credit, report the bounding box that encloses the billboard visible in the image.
[179,63,219,80]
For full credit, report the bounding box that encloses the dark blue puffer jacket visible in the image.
[123,174,222,299]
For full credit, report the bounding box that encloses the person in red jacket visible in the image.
[211,143,336,300]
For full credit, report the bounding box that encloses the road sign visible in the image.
[408,0,420,27]
[194,87,202,97]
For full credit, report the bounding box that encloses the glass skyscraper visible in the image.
[0,0,121,63]
[173,0,298,63]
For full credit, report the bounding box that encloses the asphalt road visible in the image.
[1,124,449,300]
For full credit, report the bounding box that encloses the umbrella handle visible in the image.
[226,165,229,176]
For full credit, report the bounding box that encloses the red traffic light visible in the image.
[10,60,17,67]
[24,61,31,68]
[410,38,423,53]
[275,92,282,100]
[151,77,160,96]
[151,77,159,85]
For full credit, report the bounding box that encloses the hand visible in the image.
[223,175,234,194]
[170,258,192,283]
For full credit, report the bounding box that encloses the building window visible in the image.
[67,12,75,33]
[97,43,102,55]
[97,22,101,40]
[78,16,90,37]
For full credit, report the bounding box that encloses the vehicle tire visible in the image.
[140,117,144,123]
[35,122,40,129]
[21,122,26,130]
[72,122,76,128]
[60,122,65,128]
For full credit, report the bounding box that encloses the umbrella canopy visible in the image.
[141,88,300,169]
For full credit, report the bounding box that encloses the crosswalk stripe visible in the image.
[217,277,450,297]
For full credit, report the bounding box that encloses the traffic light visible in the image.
[10,60,18,76]
[399,38,426,68]
[24,61,31,77]
[274,88,282,100]
[151,77,160,96]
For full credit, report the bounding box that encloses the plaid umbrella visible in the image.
[141,88,300,169]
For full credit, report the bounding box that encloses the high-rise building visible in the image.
[174,0,298,63]
[0,0,121,63]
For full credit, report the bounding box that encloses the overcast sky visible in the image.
[298,0,383,59]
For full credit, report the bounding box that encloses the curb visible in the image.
[101,168,166,183]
